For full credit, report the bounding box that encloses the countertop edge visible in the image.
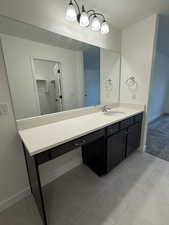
[20,109,144,156]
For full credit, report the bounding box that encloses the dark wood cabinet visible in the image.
[107,123,119,136]
[106,130,126,173]
[82,113,143,175]
[82,135,106,176]
[126,122,142,157]
[104,113,143,174]
[23,112,143,225]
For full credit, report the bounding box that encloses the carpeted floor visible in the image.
[146,114,169,161]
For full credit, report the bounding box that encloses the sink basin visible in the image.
[103,111,126,116]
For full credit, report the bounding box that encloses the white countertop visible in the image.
[19,107,144,156]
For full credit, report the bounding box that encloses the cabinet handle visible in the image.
[74,140,86,146]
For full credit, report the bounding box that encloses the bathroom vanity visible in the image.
[0,15,144,225]
[19,106,144,225]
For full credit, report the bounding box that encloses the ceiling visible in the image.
[87,0,169,28]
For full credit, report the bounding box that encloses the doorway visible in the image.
[146,15,169,162]
[32,58,63,115]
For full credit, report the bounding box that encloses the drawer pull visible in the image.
[74,140,86,146]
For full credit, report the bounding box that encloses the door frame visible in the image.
[30,57,64,115]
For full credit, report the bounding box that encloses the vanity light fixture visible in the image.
[65,0,110,34]
[80,5,89,27]
[65,0,77,21]
[91,15,101,31]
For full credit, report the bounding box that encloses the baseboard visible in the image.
[0,188,31,213]
[148,117,158,124]
[148,114,164,124]
[0,158,82,213]
[138,144,146,152]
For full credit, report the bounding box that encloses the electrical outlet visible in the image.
[0,103,9,116]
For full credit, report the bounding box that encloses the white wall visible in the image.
[120,15,158,150]
[148,51,169,122]
[0,34,84,119]
[0,1,121,211]
[0,42,29,210]
[120,15,157,105]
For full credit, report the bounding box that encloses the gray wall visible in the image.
[148,15,169,122]
[0,42,28,210]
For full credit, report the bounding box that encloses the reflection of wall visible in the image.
[0,34,84,119]
[83,47,100,106]
[76,51,84,108]
[100,49,120,104]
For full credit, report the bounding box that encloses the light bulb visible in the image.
[80,11,89,27]
[91,16,101,31]
[65,1,77,22]
[101,21,109,34]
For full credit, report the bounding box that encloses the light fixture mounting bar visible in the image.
[71,0,81,14]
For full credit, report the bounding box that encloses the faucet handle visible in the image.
[103,105,112,112]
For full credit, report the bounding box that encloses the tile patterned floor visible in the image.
[1,152,169,225]
[146,114,169,161]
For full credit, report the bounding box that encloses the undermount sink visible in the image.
[103,111,126,116]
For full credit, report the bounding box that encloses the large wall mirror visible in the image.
[0,15,121,120]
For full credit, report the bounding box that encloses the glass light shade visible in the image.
[80,12,89,27]
[91,16,101,31]
[65,3,77,22]
[101,21,109,34]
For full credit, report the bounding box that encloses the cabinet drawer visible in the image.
[120,117,134,129]
[107,123,119,136]
[35,151,50,165]
[50,129,105,160]
[134,113,143,123]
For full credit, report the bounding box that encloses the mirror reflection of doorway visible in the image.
[32,58,63,115]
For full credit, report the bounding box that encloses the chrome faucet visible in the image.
[102,105,112,112]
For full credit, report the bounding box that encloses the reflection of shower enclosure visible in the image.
[32,58,63,115]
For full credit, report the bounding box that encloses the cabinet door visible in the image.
[107,130,126,172]
[82,136,106,176]
[126,122,142,157]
